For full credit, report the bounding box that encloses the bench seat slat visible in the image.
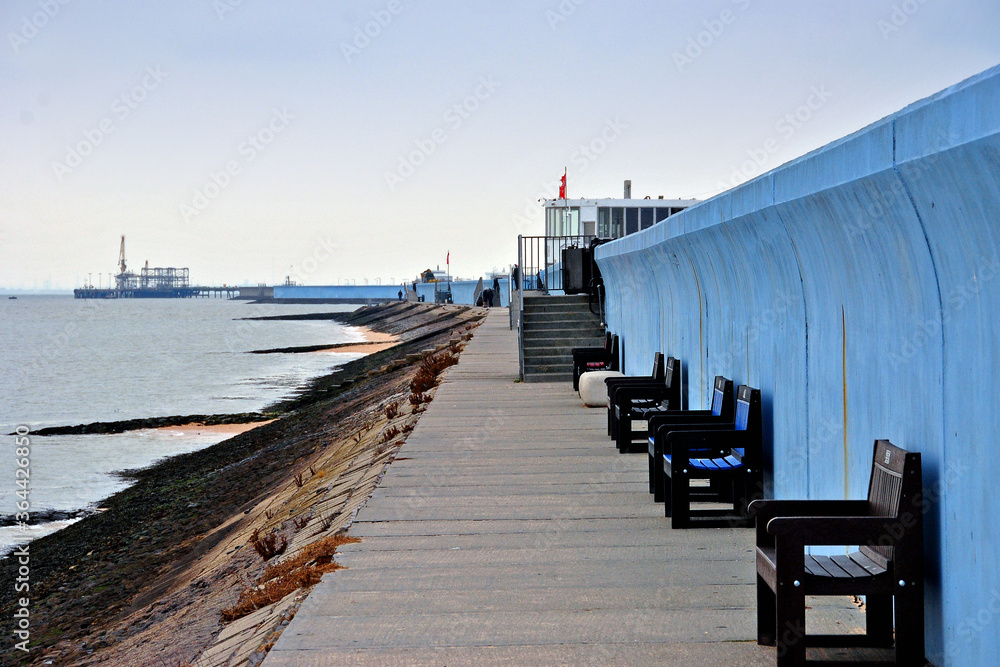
[804,556,832,578]
[807,555,853,579]
[664,454,744,471]
[849,550,888,577]
[829,554,874,579]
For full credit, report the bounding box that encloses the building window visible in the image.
[598,208,610,237]
[625,207,639,235]
[611,208,624,237]
[655,207,672,224]
[546,207,580,236]
[641,208,654,230]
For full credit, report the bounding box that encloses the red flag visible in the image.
[446,251,449,265]
[558,169,567,199]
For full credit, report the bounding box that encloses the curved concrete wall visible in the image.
[275,284,404,300]
[596,65,1000,666]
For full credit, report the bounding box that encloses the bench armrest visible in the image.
[666,428,752,451]
[654,421,736,439]
[605,377,659,388]
[767,516,903,547]
[611,385,671,405]
[648,413,728,430]
[748,499,869,547]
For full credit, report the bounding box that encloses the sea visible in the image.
[0,295,365,555]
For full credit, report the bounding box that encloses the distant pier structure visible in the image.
[73,236,240,299]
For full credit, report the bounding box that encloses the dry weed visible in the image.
[250,528,288,561]
[220,534,360,623]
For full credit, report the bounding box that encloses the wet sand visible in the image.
[309,326,399,355]
[149,420,275,436]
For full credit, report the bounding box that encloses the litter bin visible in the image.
[561,246,592,294]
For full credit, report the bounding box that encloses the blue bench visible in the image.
[750,440,924,666]
[646,376,735,501]
[660,385,762,528]
[604,353,665,437]
[610,356,681,453]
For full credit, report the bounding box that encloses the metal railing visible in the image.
[514,234,597,379]
[517,235,594,293]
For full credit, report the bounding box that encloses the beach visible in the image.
[0,302,484,666]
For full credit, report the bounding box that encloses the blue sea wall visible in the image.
[276,279,509,306]
[595,65,1000,667]
[274,284,404,300]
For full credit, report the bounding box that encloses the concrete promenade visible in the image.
[265,311,857,665]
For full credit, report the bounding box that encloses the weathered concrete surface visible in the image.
[265,311,860,666]
[595,65,1000,667]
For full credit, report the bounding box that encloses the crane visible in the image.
[118,235,127,276]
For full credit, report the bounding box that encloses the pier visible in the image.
[73,285,240,299]
[264,311,866,665]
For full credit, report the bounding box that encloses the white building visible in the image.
[543,182,697,238]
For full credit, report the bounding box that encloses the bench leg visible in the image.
[669,470,689,528]
[893,587,925,666]
[775,586,807,667]
[617,411,631,452]
[757,574,776,646]
[663,471,673,518]
[652,454,665,503]
[647,450,655,494]
[732,475,754,527]
[865,594,893,647]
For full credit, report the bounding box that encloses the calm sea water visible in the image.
[0,296,364,553]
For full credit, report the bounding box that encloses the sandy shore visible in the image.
[310,326,399,355]
[149,420,275,436]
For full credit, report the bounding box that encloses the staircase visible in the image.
[520,294,604,382]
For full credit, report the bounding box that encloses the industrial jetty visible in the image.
[74,236,245,299]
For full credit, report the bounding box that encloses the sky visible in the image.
[1,1,998,291]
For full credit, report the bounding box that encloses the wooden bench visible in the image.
[750,440,924,666]
[659,385,762,528]
[572,332,618,391]
[646,375,735,501]
[609,356,681,453]
[604,352,665,437]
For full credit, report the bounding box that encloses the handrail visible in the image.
[516,235,525,378]
[517,235,594,293]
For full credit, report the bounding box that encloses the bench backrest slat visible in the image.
[709,376,735,418]
[735,384,759,432]
[651,352,665,381]
[860,440,923,569]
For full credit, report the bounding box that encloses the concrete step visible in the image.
[522,320,604,333]
[523,362,574,374]
[522,302,598,315]
[522,294,590,304]
[522,371,573,383]
[522,342,606,355]
[522,311,600,323]
[523,335,606,348]
[522,354,579,367]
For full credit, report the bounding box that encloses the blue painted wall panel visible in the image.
[276,279,508,306]
[595,64,1000,666]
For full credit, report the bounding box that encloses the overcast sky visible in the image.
[2,0,998,290]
